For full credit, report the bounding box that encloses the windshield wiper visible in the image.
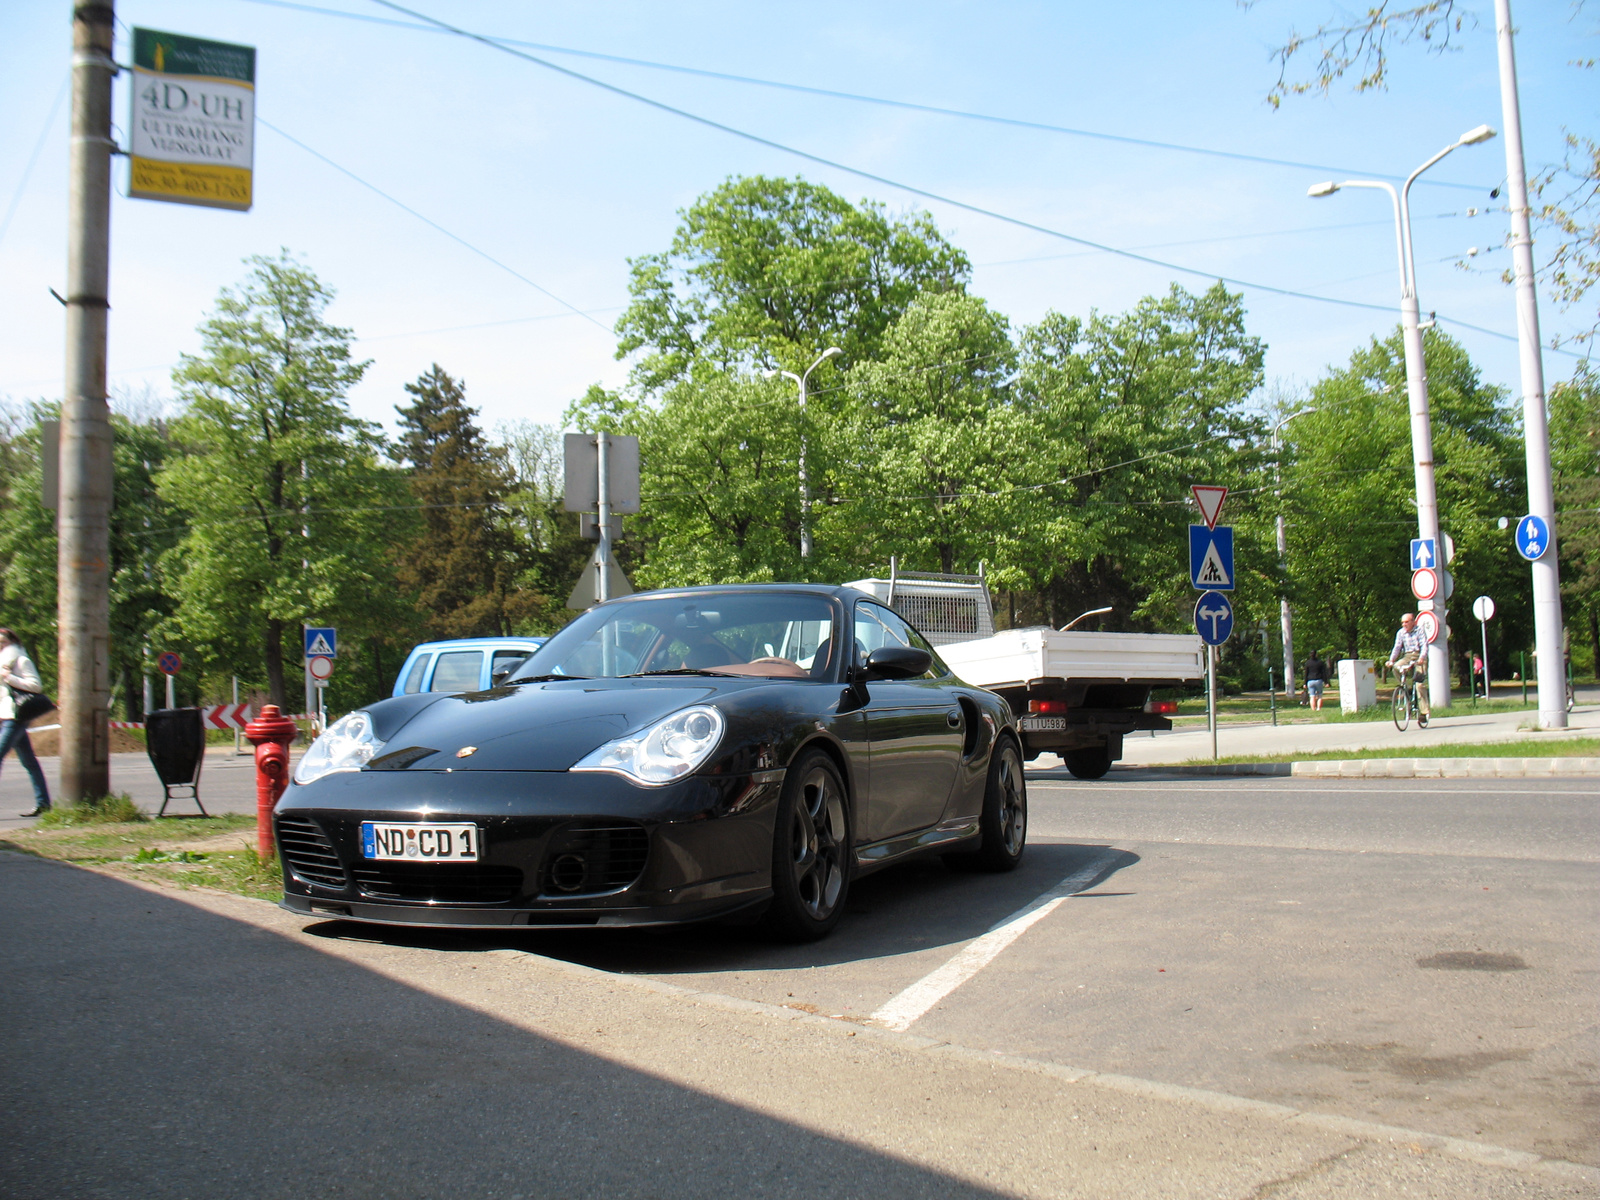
[619,668,725,677]
[512,674,591,683]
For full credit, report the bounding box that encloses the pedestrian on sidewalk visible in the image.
[0,627,53,816]
[1472,652,1485,699]
[1303,649,1329,711]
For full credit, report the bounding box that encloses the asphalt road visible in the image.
[2,772,1592,1198]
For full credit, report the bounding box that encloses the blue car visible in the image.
[391,637,549,698]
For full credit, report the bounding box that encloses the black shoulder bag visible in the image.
[11,687,55,726]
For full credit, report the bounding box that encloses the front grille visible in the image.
[352,863,524,905]
[539,822,649,897]
[277,816,349,889]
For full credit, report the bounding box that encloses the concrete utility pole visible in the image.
[58,0,116,801]
[1495,0,1568,730]
[766,347,841,562]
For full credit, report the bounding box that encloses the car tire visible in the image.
[1064,746,1112,780]
[763,749,851,942]
[946,735,1027,873]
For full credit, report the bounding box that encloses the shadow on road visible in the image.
[0,852,1010,1200]
[303,841,1141,980]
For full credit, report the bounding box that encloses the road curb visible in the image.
[1112,757,1600,778]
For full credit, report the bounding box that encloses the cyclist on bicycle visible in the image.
[1386,612,1431,718]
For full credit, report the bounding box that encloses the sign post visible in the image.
[564,433,640,612]
[1472,595,1497,700]
[303,627,335,731]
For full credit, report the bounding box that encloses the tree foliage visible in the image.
[393,364,545,637]
[157,253,410,709]
[615,175,971,389]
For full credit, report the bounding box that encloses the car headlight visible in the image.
[572,705,725,787]
[293,711,385,785]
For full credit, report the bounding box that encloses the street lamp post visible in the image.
[1309,124,1496,713]
[1272,407,1318,701]
[1060,606,1112,631]
[767,347,841,561]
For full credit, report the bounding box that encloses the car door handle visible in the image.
[946,709,962,728]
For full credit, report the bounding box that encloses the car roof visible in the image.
[404,637,548,654]
[594,583,870,606]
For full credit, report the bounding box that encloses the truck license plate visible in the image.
[1020,716,1067,731]
[361,822,479,861]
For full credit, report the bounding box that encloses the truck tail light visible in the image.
[1028,699,1069,714]
[1144,699,1178,715]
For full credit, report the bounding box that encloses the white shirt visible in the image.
[0,643,44,721]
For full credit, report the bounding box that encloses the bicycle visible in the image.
[1391,667,1430,731]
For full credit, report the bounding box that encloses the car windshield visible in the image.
[510,593,840,681]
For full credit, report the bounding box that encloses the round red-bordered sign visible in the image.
[157,651,182,676]
[307,655,334,681]
[1415,611,1440,644]
[1411,567,1439,600]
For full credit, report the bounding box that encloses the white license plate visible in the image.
[1020,716,1067,731]
[360,822,480,861]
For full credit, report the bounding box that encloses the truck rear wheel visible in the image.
[1064,746,1112,780]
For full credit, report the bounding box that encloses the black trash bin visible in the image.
[144,707,208,817]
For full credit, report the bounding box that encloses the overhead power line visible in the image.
[259,116,611,331]
[235,0,1487,191]
[0,72,70,254]
[363,1,1578,358]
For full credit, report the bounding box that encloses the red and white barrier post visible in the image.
[244,704,299,860]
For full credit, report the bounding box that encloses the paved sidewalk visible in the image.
[1112,697,1598,767]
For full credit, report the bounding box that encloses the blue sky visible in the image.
[1,1,1593,436]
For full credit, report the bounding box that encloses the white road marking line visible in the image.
[869,847,1123,1033]
[1030,783,1592,796]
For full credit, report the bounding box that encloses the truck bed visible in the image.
[939,627,1206,691]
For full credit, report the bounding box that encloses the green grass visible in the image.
[1171,693,1565,727]
[1184,737,1600,766]
[2,811,282,901]
[35,793,148,826]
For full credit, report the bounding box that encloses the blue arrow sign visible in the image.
[1194,591,1234,645]
[304,626,337,659]
[1514,514,1550,561]
[1409,538,1436,570]
[1189,525,1234,591]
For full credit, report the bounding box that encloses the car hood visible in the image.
[361,678,721,772]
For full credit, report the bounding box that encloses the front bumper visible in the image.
[275,766,783,928]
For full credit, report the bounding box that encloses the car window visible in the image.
[855,602,947,679]
[429,650,484,693]
[491,650,530,679]
[513,594,838,680]
[401,653,431,695]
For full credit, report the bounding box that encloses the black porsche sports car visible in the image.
[277,584,1026,940]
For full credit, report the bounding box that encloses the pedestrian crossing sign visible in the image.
[304,626,337,659]
[1189,525,1234,591]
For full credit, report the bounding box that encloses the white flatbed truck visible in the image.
[847,571,1205,779]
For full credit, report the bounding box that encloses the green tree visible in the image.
[1550,365,1600,672]
[0,403,184,717]
[158,253,411,709]
[1282,329,1521,669]
[615,175,970,389]
[394,365,545,637]
[1007,284,1269,632]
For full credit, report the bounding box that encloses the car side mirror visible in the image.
[860,645,932,681]
[491,669,512,686]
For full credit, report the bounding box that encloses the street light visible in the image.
[766,346,841,560]
[1308,123,1496,712]
[1059,606,1112,631]
[1272,407,1318,699]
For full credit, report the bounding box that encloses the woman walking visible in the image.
[0,627,53,816]
[1304,649,1330,712]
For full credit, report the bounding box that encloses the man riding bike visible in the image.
[1386,612,1431,719]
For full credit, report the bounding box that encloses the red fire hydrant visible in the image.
[245,704,300,861]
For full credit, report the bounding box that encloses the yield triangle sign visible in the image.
[1191,485,1228,530]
